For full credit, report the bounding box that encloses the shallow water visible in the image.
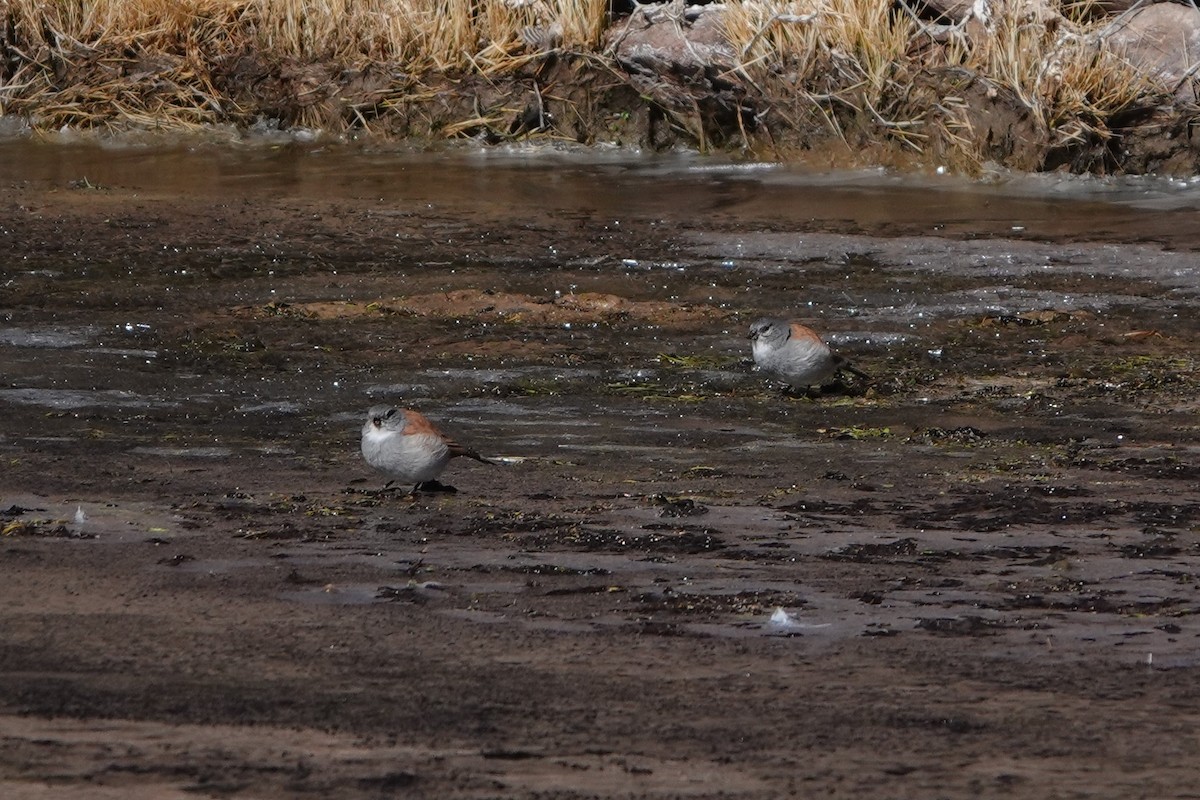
[3,138,1200,665]
[6,137,1200,239]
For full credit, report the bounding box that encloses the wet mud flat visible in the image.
[3,144,1200,798]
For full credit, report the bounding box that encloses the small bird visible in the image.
[748,317,870,394]
[361,404,492,493]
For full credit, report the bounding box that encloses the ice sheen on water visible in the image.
[0,388,178,410]
[0,327,96,348]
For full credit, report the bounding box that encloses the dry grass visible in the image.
[722,0,1159,168]
[726,0,912,101]
[4,0,606,66]
[0,0,608,129]
[973,3,1150,148]
[724,0,946,161]
[0,0,1171,169]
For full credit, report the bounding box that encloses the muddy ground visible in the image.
[3,143,1200,798]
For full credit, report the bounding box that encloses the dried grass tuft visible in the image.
[0,0,611,131]
[974,3,1151,147]
[0,0,1174,167]
[723,0,921,154]
[722,0,1160,169]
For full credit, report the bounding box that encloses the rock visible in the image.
[605,4,750,147]
[1105,3,1200,101]
[607,3,735,76]
[920,0,975,23]
[1092,0,1173,14]
[964,0,1062,38]
[922,0,1073,25]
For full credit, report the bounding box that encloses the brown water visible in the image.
[3,138,1200,799]
[6,139,1200,239]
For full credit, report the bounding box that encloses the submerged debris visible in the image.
[2,518,96,539]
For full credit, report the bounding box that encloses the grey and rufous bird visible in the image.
[361,404,492,493]
[748,317,870,393]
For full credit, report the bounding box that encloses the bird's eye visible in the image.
[384,409,396,418]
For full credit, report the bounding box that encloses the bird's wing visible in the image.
[404,410,491,464]
[400,409,444,437]
[788,322,826,346]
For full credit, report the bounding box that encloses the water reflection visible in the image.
[4,138,1200,245]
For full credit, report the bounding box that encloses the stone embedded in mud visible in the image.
[1106,4,1200,101]
[920,0,974,23]
[1091,0,1163,12]
[608,5,734,75]
[654,495,709,518]
[928,0,1062,29]
[606,5,749,146]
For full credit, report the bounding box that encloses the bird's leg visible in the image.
[415,480,458,494]
[825,377,871,397]
[368,480,401,498]
[782,385,817,400]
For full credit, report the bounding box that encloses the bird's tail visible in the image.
[835,356,872,383]
[447,441,495,465]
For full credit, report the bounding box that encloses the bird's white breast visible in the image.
[361,427,450,483]
[754,336,835,386]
